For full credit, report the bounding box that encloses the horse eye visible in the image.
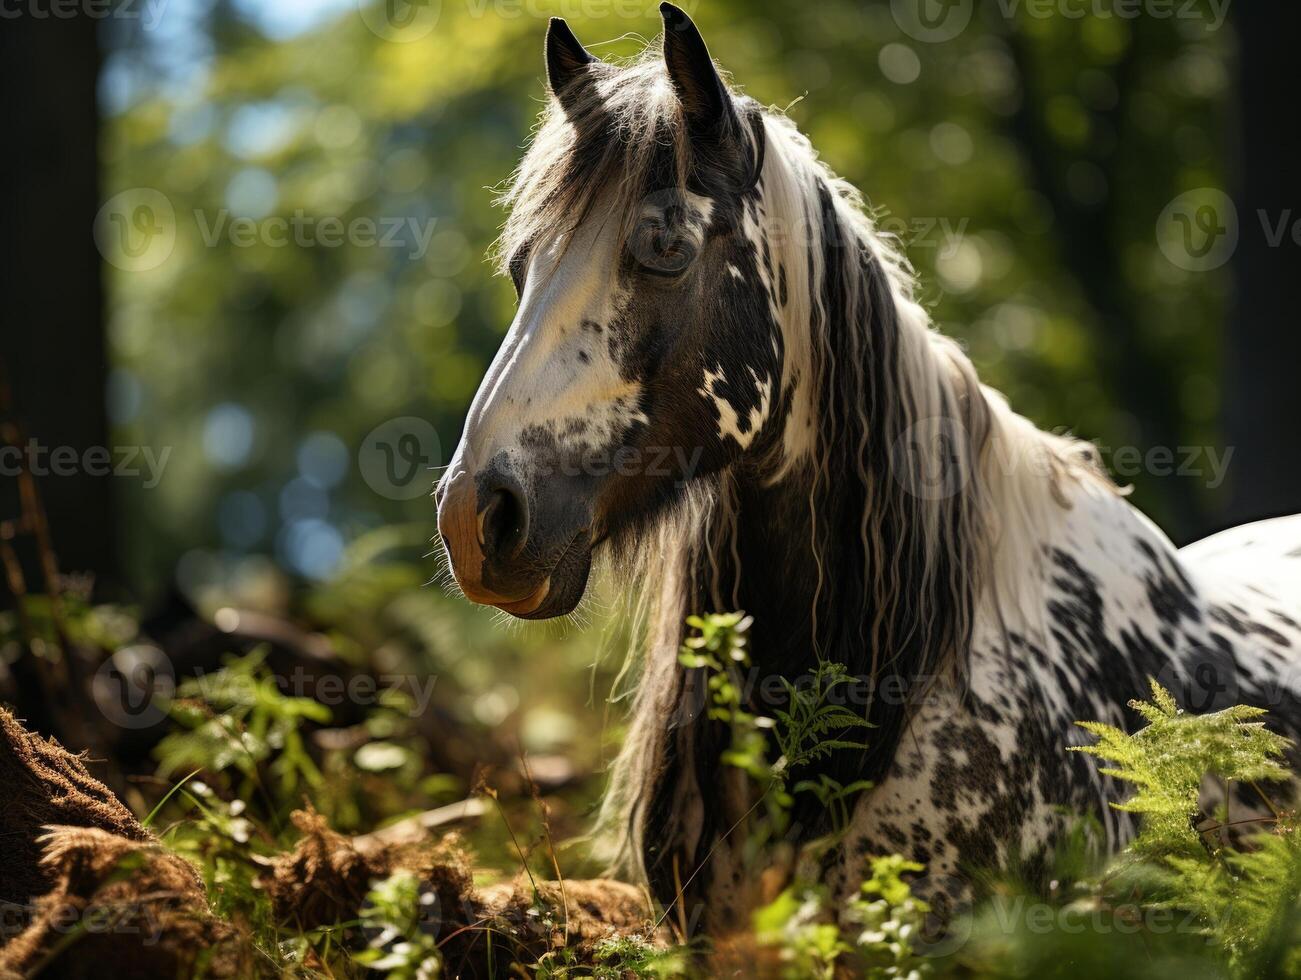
[629,217,696,276]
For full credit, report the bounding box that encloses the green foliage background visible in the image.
[100,0,1233,599]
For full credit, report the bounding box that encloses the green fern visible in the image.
[1071,677,1291,856]
[1073,679,1301,975]
[772,660,874,775]
[679,613,873,831]
[1159,828,1301,976]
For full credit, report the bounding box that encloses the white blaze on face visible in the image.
[699,365,772,450]
[451,213,646,476]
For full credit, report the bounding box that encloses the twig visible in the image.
[351,797,488,853]
[653,786,770,934]
[520,748,569,947]
[1197,815,1279,837]
[1250,780,1284,820]
[483,782,541,900]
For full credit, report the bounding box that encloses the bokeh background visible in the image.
[1,5,1299,967]
[5,0,1295,601]
[3,0,1298,622]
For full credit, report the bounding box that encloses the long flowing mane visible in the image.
[495,50,1114,888]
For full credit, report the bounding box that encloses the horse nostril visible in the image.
[479,482,529,563]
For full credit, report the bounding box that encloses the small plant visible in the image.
[754,886,851,980]
[536,935,687,979]
[772,660,875,777]
[678,612,873,832]
[1072,679,1292,855]
[354,871,442,978]
[848,855,934,980]
[1073,679,1301,977]
[591,935,689,978]
[154,646,331,806]
[679,612,769,779]
[754,855,934,980]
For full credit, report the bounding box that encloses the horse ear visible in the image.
[660,2,736,136]
[546,18,597,105]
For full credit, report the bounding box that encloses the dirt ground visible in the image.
[0,707,659,978]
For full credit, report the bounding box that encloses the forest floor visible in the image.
[2,566,1299,978]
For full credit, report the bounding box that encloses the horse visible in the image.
[435,3,1301,931]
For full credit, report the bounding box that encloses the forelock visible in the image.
[494,54,697,276]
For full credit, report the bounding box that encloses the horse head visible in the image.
[437,5,783,618]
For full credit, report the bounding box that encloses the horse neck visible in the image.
[697,468,822,667]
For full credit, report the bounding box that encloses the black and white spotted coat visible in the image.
[825,491,1301,909]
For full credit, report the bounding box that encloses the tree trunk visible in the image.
[1223,5,1301,528]
[0,12,116,592]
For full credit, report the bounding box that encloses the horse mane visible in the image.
[492,48,1113,887]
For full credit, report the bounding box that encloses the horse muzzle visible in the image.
[436,461,593,619]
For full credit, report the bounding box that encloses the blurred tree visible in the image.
[1002,16,1203,536]
[1223,3,1301,529]
[0,10,116,592]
